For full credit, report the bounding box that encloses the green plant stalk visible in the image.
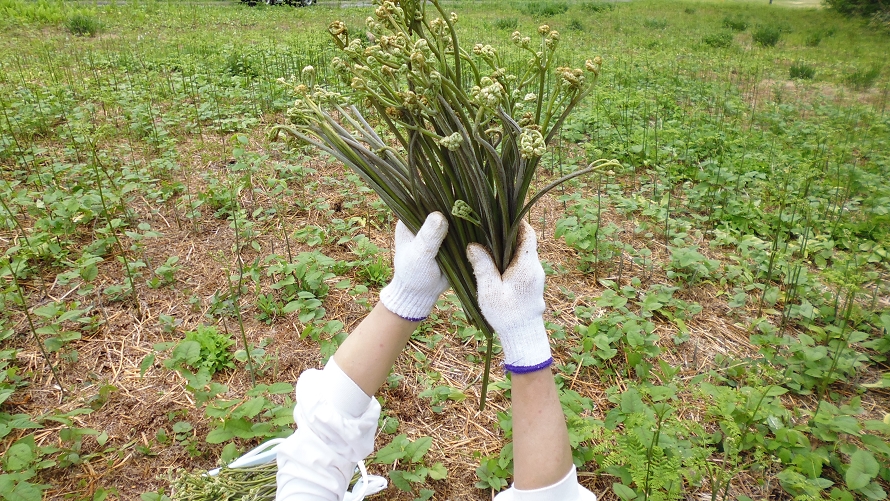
[7,261,66,393]
[90,157,140,315]
[813,288,857,415]
[230,199,257,387]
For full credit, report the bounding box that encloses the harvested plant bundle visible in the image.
[170,464,276,500]
[272,0,618,407]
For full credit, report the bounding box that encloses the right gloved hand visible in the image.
[466,221,553,374]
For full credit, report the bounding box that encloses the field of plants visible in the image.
[1,0,889,499]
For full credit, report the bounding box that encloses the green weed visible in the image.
[516,1,569,17]
[789,61,816,79]
[580,1,615,13]
[703,31,733,48]
[846,64,882,89]
[722,15,748,32]
[65,13,101,36]
[753,25,782,47]
[492,17,518,30]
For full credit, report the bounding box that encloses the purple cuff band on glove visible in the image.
[505,357,553,374]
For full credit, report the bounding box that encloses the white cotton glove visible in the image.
[276,359,381,500]
[466,220,552,374]
[379,212,450,322]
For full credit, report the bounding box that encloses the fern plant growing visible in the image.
[272,0,617,408]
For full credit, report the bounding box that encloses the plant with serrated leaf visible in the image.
[271,0,618,408]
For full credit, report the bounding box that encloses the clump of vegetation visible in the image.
[225,51,259,78]
[66,13,102,36]
[493,17,518,30]
[752,25,782,47]
[568,19,585,32]
[703,31,733,48]
[517,1,569,17]
[789,61,816,79]
[684,7,696,15]
[164,325,236,376]
[643,17,668,30]
[846,64,882,89]
[722,15,748,31]
[580,1,615,13]
[824,0,888,17]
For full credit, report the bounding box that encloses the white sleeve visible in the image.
[495,466,598,501]
[276,359,381,501]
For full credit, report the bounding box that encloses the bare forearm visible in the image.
[511,368,573,490]
[332,302,419,397]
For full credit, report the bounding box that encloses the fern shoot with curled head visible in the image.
[271,0,619,409]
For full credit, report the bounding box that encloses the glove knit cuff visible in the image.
[500,319,552,374]
[380,280,437,322]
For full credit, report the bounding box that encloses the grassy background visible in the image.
[0,0,888,500]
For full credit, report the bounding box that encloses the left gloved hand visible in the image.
[379,212,450,322]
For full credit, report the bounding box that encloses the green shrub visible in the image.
[224,51,259,78]
[684,7,696,14]
[643,18,668,29]
[824,0,887,16]
[805,32,823,46]
[493,17,518,30]
[722,15,748,31]
[752,25,782,47]
[164,325,235,376]
[568,19,584,31]
[580,1,615,13]
[789,61,816,79]
[517,1,569,17]
[703,31,733,48]
[846,65,882,89]
[66,13,101,36]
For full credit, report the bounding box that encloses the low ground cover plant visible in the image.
[0,0,888,499]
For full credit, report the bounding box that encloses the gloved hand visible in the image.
[466,220,552,373]
[379,212,449,322]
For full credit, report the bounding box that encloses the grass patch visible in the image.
[492,17,518,30]
[643,17,668,30]
[516,1,569,17]
[703,31,733,48]
[846,64,882,89]
[722,15,748,31]
[65,12,101,36]
[580,1,615,13]
[789,61,816,79]
[753,25,782,46]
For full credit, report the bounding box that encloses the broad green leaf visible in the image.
[232,397,265,419]
[389,470,413,491]
[858,481,887,500]
[428,462,448,480]
[613,483,638,500]
[374,434,409,464]
[846,449,879,490]
[205,428,235,444]
[3,438,36,471]
[171,340,201,366]
[405,436,433,464]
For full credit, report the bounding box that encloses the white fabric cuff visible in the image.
[324,358,373,418]
[379,279,437,321]
[493,465,597,501]
[500,318,552,373]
